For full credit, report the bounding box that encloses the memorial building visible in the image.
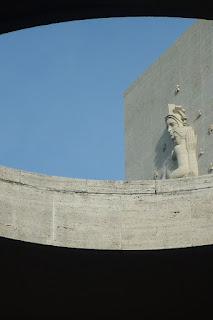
[125,20,213,180]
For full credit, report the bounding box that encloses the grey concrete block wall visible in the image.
[125,20,213,180]
[0,165,213,250]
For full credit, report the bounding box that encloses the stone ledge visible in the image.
[0,165,213,250]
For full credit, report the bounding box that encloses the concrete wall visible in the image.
[0,165,213,250]
[125,20,213,179]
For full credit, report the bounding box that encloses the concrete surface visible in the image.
[0,165,213,250]
[125,20,213,179]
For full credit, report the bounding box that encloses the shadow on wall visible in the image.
[154,129,176,179]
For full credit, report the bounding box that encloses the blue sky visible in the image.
[0,17,195,180]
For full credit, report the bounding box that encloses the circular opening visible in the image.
[0,17,196,179]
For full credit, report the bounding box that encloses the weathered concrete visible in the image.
[0,165,213,250]
[125,20,213,179]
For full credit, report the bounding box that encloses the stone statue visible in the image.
[165,104,198,179]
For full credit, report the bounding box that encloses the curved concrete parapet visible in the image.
[0,166,213,250]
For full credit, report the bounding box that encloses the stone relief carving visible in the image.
[175,84,180,94]
[165,104,199,179]
[208,124,213,135]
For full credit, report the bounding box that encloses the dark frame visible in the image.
[1,0,213,35]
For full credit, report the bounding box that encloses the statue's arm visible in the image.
[185,127,197,152]
[185,127,199,176]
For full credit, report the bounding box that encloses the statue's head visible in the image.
[165,104,187,144]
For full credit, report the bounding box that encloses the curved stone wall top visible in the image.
[0,165,213,250]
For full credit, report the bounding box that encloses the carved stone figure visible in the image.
[208,124,213,135]
[165,104,198,179]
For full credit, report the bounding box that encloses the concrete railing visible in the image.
[0,165,213,250]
